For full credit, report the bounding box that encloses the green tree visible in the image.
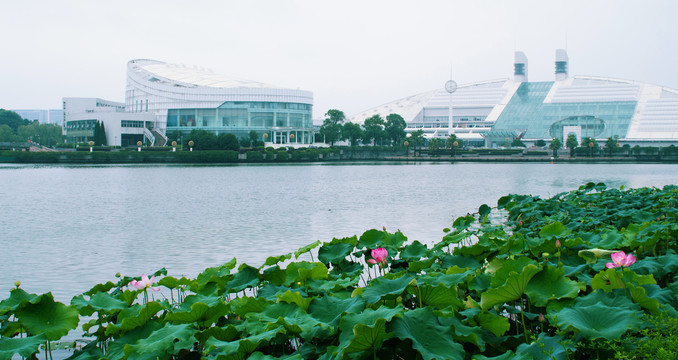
[447,134,459,157]
[17,122,64,147]
[428,138,444,155]
[408,129,425,156]
[581,137,598,157]
[248,130,259,147]
[188,129,218,150]
[93,121,107,146]
[511,138,526,147]
[362,115,385,145]
[566,133,578,157]
[535,139,546,147]
[549,137,562,158]
[604,136,618,156]
[319,109,345,146]
[341,122,363,146]
[385,113,407,146]
[217,133,240,151]
[0,109,28,132]
[0,124,20,142]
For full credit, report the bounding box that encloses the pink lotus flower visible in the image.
[605,251,636,269]
[130,274,160,292]
[555,240,562,248]
[367,248,388,264]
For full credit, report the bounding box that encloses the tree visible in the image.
[428,138,444,155]
[447,134,459,157]
[0,109,28,133]
[535,139,546,147]
[248,130,259,147]
[385,114,407,146]
[319,109,345,146]
[549,138,562,158]
[511,138,526,147]
[341,122,363,146]
[93,121,107,146]
[408,129,425,156]
[0,124,20,142]
[188,129,218,150]
[604,136,619,156]
[362,115,385,145]
[16,122,64,147]
[581,137,598,157]
[217,133,240,151]
[566,133,578,157]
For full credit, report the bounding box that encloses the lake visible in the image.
[1,162,676,301]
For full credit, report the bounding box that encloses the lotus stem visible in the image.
[520,297,529,343]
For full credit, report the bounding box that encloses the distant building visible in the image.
[64,59,315,147]
[348,50,678,147]
[12,109,64,126]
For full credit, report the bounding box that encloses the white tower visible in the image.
[555,49,569,81]
[514,51,528,82]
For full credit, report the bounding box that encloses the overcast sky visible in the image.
[2,0,677,119]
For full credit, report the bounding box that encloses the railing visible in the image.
[143,128,155,146]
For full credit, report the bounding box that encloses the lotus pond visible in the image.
[1,183,677,359]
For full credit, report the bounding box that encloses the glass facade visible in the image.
[65,119,97,143]
[493,82,637,139]
[166,101,314,144]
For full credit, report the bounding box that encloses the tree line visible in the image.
[319,110,408,146]
[0,109,63,146]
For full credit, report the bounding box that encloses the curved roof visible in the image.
[129,59,280,89]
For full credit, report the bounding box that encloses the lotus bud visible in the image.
[115,272,121,278]
[518,220,523,226]
[14,281,20,288]
[539,314,545,322]
[542,252,549,258]
[555,240,562,248]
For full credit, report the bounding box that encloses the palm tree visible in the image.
[549,138,562,158]
[566,134,578,157]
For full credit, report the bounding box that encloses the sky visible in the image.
[2,0,677,120]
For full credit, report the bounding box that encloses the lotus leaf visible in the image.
[317,242,354,265]
[71,292,129,316]
[480,262,541,310]
[361,274,415,304]
[205,328,282,359]
[400,241,431,261]
[515,333,574,360]
[525,265,585,306]
[539,222,570,239]
[0,334,46,360]
[340,318,391,356]
[285,261,328,284]
[294,240,321,259]
[390,307,465,360]
[552,303,643,340]
[124,323,196,357]
[0,288,42,316]
[105,301,165,336]
[415,283,463,309]
[164,294,229,325]
[16,292,79,341]
[224,264,260,293]
[277,290,312,311]
[262,253,292,267]
[230,296,271,317]
[308,295,364,327]
[477,311,511,337]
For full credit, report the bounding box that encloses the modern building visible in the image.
[64,59,315,147]
[348,50,678,147]
[12,109,64,126]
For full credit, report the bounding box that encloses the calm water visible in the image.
[1,162,676,301]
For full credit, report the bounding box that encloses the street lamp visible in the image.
[404,140,409,159]
[289,133,295,146]
[89,140,94,152]
[188,140,194,152]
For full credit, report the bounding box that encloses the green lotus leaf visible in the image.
[438,315,485,350]
[390,307,465,360]
[230,296,271,317]
[440,254,481,269]
[277,290,312,311]
[341,318,391,356]
[105,319,164,360]
[285,261,328,284]
[65,339,104,360]
[83,281,117,296]
[362,274,415,304]
[477,311,511,337]
[628,284,661,314]
[539,221,570,239]
[105,301,165,336]
[224,264,260,293]
[472,351,533,360]
[552,303,643,340]
[195,258,237,284]
[294,240,321,259]
[249,352,303,360]
[515,332,574,360]
[262,253,292,267]
[205,328,281,358]
[308,295,364,327]
[415,284,463,309]
[338,307,403,345]
[245,302,322,339]
[157,275,191,289]
[16,292,79,341]
[481,262,541,310]
[591,268,656,292]
[525,265,585,307]
[196,325,239,344]
[309,276,360,293]
[478,204,492,220]
[124,323,196,357]
[165,294,229,325]
[408,259,436,273]
[0,288,42,316]
[71,292,129,316]
[400,241,430,261]
[577,249,617,264]
[261,265,287,286]
[0,334,46,360]
[317,243,354,265]
[488,257,538,287]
